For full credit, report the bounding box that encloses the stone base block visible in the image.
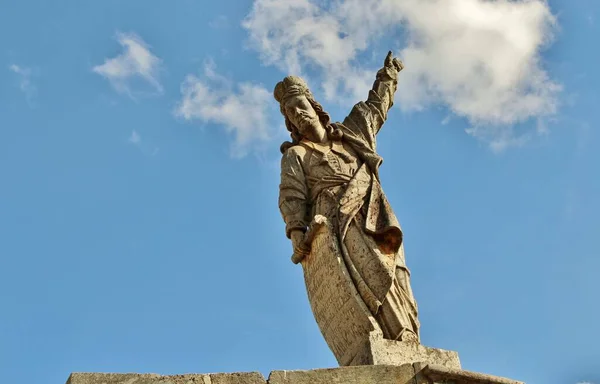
[348,331,461,370]
[67,365,524,384]
[268,365,415,384]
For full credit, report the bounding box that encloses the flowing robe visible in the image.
[279,65,420,342]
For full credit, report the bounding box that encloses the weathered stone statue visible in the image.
[276,52,437,367]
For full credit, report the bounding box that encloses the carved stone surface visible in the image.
[301,215,378,365]
[66,372,267,384]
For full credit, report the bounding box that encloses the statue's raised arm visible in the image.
[341,51,403,150]
[368,51,404,133]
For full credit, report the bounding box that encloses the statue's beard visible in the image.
[298,113,321,134]
[301,117,319,130]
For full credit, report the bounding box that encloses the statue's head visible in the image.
[274,76,342,153]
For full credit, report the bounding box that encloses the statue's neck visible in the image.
[305,125,329,144]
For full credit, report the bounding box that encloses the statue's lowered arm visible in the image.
[279,148,311,263]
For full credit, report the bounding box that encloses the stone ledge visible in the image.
[67,364,524,384]
[415,363,524,384]
[268,365,415,384]
[67,372,267,384]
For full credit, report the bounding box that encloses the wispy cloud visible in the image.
[93,32,163,97]
[9,64,37,105]
[174,59,274,157]
[128,130,142,145]
[127,130,158,156]
[243,0,561,151]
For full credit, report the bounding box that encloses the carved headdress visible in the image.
[273,76,311,115]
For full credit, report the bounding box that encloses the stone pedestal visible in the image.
[67,364,523,384]
[348,331,461,369]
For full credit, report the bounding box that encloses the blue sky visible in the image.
[0,0,598,383]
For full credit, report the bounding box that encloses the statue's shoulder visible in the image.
[283,144,308,159]
[280,145,308,169]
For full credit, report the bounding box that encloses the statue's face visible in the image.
[283,94,326,142]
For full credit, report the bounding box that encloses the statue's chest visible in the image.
[303,144,360,179]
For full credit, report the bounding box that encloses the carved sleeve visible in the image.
[365,64,398,135]
[279,148,310,239]
[341,64,398,151]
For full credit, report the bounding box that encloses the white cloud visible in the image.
[242,0,375,103]
[9,64,37,104]
[93,32,162,97]
[174,60,274,157]
[243,0,561,151]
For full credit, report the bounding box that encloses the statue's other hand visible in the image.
[384,51,404,72]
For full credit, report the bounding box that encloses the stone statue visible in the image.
[275,52,422,366]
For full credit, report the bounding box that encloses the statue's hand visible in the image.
[384,51,404,72]
[291,229,310,264]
